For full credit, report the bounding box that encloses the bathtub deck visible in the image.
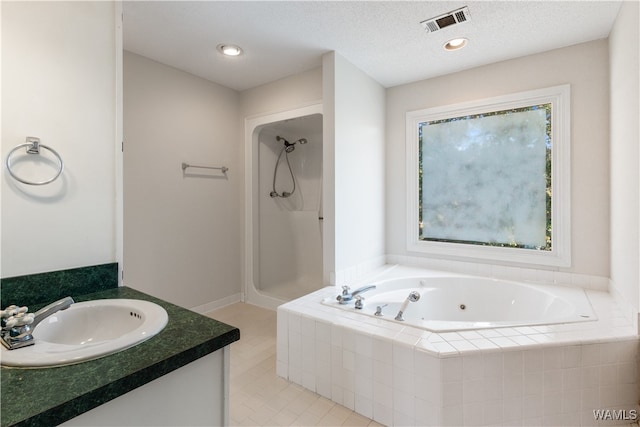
[276,268,639,427]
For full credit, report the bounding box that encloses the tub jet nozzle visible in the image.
[395,291,420,321]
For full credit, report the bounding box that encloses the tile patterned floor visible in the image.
[208,303,383,427]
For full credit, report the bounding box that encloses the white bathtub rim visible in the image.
[282,289,635,358]
[320,302,598,333]
[321,275,598,332]
[280,266,637,358]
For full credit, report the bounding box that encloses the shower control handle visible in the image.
[375,304,388,316]
[354,295,364,310]
[336,285,351,304]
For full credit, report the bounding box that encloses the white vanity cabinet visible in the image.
[62,348,230,426]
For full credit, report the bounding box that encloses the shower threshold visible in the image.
[259,277,324,301]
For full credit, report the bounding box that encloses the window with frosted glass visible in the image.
[418,104,552,250]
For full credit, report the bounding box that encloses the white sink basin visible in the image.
[0,299,168,368]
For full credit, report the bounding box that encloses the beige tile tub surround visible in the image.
[208,303,383,426]
[277,278,639,426]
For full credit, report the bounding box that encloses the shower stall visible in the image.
[245,106,324,308]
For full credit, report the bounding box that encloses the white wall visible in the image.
[386,40,611,277]
[1,2,117,278]
[240,68,322,119]
[123,51,240,310]
[123,58,322,309]
[323,52,386,282]
[609,1,640,317]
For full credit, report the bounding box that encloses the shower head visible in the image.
[408,291,421,302]
[276,136,307,152]
[277,135,296,152]
[394,290,421,321]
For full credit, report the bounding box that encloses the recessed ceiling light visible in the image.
[443,38,468,51]
[217,44,243,57]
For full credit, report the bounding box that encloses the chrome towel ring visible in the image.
[6,137,64,185]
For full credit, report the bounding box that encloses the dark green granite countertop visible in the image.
[0,287,240,427]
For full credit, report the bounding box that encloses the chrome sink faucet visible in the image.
[336,285,376,305]
[1,296,74,350]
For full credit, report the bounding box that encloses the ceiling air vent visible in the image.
[420,6,471,34]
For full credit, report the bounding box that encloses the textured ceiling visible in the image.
[123,1,622,91]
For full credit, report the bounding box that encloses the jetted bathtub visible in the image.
[281,268,636,427]
[322,276,597,332]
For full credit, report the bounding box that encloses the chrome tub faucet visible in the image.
[336,285,376,305]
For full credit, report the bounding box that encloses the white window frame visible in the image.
[406,84,571,267]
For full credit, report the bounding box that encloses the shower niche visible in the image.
[249,112,323,304]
